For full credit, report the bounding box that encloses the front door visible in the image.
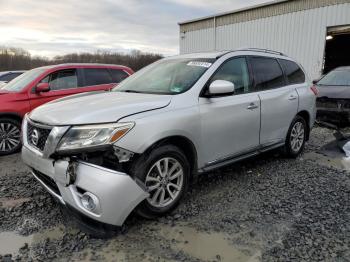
[29,68,82,110]
[199,57,261,167]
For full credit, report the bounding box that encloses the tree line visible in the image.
[0,47,163,72]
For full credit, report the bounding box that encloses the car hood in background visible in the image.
[317,85,350,99]
[29,92,172,125]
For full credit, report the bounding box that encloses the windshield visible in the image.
[318,70,350,86]
[114,58,215,94]
[2,68,46,92]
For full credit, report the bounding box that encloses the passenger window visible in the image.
[210,57,251,95]
[110,69,129,83]
[249,57,285,90]
[45,69,78,91]
[84,68,113,86]
[279,59,305,84]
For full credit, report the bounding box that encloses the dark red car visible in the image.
[0,63,133,155]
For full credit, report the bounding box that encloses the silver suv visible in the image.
[22,49,317,228]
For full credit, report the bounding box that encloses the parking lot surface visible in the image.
[0,127,349,261]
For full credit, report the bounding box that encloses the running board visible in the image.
[199,141,284,173]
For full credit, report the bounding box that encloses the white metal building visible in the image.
[178,0,350,79]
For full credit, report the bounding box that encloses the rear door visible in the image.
[81,68,116,91]
[248,56,298,146]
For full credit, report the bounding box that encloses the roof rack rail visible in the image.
[238,47,287,56]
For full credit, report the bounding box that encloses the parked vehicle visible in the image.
[0,63,133,155]
[315,66,350,124]
[22,49,316,232]
[0,71,26,88]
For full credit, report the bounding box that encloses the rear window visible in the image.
[279,59,305,84]
[249,57,285,90]
[84,68,113,86]
[318,70,350,86]
[110,69,129,83]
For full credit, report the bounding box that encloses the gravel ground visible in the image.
[0,126,349,261]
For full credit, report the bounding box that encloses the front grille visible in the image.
[27,121,52,151]
[33,169,61,196]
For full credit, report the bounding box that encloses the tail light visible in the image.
[310,85,318,96]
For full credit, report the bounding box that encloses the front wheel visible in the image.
[130,145,190,219]
[0,118,22,156]
[284,116,307,158]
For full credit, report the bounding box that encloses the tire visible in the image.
[130,144,190,219]
[284,115,307,158]
[0,118,22,156]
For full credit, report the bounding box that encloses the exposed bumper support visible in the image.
[22,146,149,226]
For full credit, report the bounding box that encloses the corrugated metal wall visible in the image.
[179,2,350,79]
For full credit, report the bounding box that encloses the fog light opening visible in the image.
[80,192,99,212]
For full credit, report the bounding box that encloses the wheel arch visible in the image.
[296,110,310,140]
[142,135,198,177]
[0,112,23,122]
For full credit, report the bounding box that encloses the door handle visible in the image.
[288,95,297,101]
[247,103,259,110]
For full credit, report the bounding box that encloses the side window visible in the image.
[249,57,285,90]
[84,68,113,86]
[45,69,78,91]
[279,59,305,84]
[210,57,251,95]
[0,73,21,82]
[110,69,129,83]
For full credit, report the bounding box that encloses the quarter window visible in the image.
[250,57,285,90]
[84,68,112,86]
[210,57,251,95]
[279,59,305,84]
[44,69,78,91]
[110,69,129,83]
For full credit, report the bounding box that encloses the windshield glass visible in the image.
[318,70,350,86]
[114,58,215,94]
[2,68,46,92]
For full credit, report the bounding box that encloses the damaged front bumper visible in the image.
[22,145,149,227]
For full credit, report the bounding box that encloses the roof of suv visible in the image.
[36,63,132,71]
[334,66,350,71]
[167,48,289,60]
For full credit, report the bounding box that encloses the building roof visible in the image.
[179,0,350,32]
[179,0,289,25]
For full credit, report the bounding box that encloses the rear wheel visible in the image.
[130,145,189,218]
[0,118,21,156]
[284,116,307,158]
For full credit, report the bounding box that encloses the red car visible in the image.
[0,63,133,155]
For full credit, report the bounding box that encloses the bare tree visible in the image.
[0,47,163,72]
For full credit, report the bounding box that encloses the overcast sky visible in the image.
[0,0,266,57]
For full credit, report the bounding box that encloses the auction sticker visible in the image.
[187,61,212,68]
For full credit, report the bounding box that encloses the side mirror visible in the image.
[208,80,235,97]
[35,83,50,93]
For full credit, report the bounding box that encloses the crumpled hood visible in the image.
[317,85,350,99]
[29,92,172,125]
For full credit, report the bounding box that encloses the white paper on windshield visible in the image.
[187,61,212,68]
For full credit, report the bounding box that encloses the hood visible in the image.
[317,85,350,99]
[29,92,172,125]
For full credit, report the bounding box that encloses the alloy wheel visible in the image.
[145,157,184,208]
[290,121,305,152]
[0,122,21,153]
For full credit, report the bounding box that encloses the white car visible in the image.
[22,48,317,232]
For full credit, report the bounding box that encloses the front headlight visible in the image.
[57,122,134,152]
